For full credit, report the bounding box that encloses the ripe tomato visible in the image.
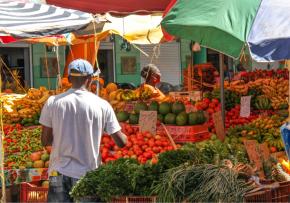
[212,98,220,105]
[113,146,120,151]
[142,145,149,150]
[203,98,211,104]
[167,146,174,150]
[162,141,169,147]
[270,147,277,153]
[155,140,162,146]
[151,157,158,164]
[102,136,111,144]
[207,108,214,114]
[127,150,134,156]
[126,141,133,148]
[152,147,160,153]
[148,140,155,147]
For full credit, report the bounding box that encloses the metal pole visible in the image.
[190,41,194,91]
[219,53,225,125]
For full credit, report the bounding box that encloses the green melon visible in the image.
[176,112,188,126]
[148,101,159,111]
[159,102,172,115]
[196,111,206,124]
[188,112,199,125]
[164,113,176,125]
[157,114,164,123]
[116,111,129,122]
[129,113,139,124]
[134,102,148,114]
[172,102,186,114]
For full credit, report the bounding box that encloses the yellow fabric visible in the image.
[23,13,164,45]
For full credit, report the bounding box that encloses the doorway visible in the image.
[97,49,114,85]
[0,45,31,91]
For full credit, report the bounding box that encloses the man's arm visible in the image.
[111,131,127,148]
[41,125,53,146]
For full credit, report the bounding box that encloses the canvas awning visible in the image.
[46,0,172,15]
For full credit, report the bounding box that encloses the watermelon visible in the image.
[172,102,186,114]
[164,113,176,125]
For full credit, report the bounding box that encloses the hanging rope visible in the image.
[44,46,51,90]
[150,44,161,64]
[0,62,6,203]
[92,14,101,95]
[55,43,62,91]
[0,57,26,93]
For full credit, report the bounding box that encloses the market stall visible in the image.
[1,0,290,203]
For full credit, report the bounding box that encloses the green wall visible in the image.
[114,36,141,86]
[194,47,207,64]
[32,44,65,89]
[179,39,207,82]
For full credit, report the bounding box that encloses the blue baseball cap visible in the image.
[68,59,95,76]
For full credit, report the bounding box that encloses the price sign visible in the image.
[240,96,251,118]
[189,91,202,102]
[212,111,225,141]
[139,111,157,135]
[259,143,270,161]
[243,140,265,178]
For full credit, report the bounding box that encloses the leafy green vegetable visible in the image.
[152,163,253,203]
[70,158,158,201]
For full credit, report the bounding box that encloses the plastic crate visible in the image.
[111,196,157,203]
[20,182,48,203]
[244,181,290,202]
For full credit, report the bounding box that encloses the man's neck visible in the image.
[71,84,87,90]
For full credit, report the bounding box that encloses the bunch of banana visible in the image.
[140,86,154,100]
[276,79,289,95]
[225,80,248,95]
[254,96,271,110]
[270,96,288,110]
[109,100,126,111]
[121,90,135,101]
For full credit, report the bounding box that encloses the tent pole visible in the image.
[219,53,225,125]
[190,41,194,91]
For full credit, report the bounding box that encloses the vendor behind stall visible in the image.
[140,64,166,101]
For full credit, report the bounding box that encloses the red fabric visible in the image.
[47,0,172,14]
[162,0,177,41]
[0,36,17,44]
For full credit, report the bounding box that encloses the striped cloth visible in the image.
[0,1,97,38]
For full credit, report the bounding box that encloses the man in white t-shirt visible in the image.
[40,59,127,202]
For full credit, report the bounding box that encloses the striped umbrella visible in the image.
[0,0,104,39]
[162,0,290,62]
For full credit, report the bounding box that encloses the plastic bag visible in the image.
[280,123,290,160]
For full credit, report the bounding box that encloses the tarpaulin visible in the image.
[46,0,172,14]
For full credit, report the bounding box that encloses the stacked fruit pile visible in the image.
[240,69,288,82]
[227,115,285,152]
[4,127,48,169]
[3,87,51,125]
[100,124,177,164]
[26,147,51,169]
[99,83,172,112]
[116,101,207,126]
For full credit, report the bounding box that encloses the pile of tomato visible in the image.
[100,124,177,164]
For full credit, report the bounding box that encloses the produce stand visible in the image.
[2,67,290,202]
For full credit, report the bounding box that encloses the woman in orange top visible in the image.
[140,64,166,101]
